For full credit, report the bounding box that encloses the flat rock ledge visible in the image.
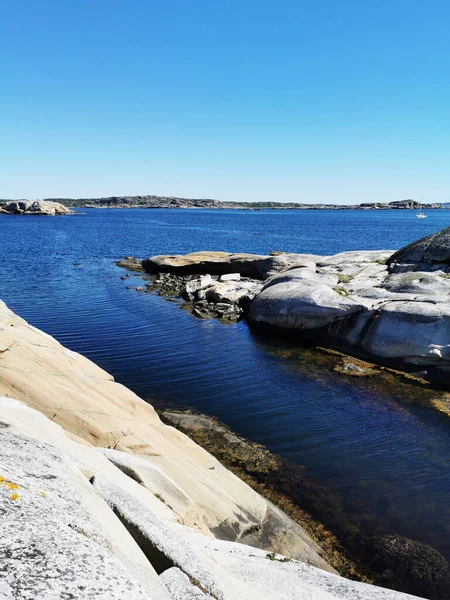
[0,200,73,215]
[119,230,450,384]
[0,302,426,599]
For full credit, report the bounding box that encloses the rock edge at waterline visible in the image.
[0,301,427,599]
[120,229,450,385]
[0,199,74,215]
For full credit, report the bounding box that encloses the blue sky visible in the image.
[2,1,450,203]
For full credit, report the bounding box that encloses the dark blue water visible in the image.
[1,208,450,561]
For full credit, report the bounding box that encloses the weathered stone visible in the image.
[185,275,213,295]
[170,527,422,600]
[219,273,241,282]
[358,301,450,364]
[0,422,159,599]
[91,474,225,599]
[382,272,450,296]
[160,567,213,598]
[204,280,263,305]
[388,227,450,267]
[100,448,209,533]
[249,276,366,331]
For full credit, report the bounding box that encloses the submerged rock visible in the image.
[367,535,450,599]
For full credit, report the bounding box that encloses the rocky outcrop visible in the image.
[142,251,319,280]
[133,235,450,382]
[248,273,365,331]
[0,200,73,215]
[387,227,450,270]
[247,246,450,381]
[0,299,331,561]
[0,396,422,599]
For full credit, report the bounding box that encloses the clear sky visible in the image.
[2,1,450,204]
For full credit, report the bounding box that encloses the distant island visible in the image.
[4,196,445,210]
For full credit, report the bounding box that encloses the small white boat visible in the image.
[416,207,427,218]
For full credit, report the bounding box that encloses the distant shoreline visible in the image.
[2,196,446,211]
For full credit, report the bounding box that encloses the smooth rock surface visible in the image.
[0,300,330,570]
[169,526,422,600]
[0,333,427,598]
[358,301,450,364]
[249,276,366,331]
[0,407,164,599]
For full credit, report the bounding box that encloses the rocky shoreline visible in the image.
[3,196,446,210]
[0,200,74,215]
[0,300,439,598]
[159,407,450,598]
[118,227,450,388]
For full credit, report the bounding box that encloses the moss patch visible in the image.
[336,273,353,283]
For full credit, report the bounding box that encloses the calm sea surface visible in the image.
[1,208,450,560]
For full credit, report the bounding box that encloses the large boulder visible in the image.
[248,272,366,332]
[367,535,450,599]
[242,244,450,378]
[357,301,450,364]
[387,227,450,269]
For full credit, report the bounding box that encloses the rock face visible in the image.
[387,227,450,270]
[0,301,332,565]
[142,251,321,280]
[244,243,450,380]
[0,397,422,599]
[248,273,365,331]
[0,200,73,215]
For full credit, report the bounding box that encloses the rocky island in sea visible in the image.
[0,199,74,215]
[4,195,446,210]
[119,227,450,393]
